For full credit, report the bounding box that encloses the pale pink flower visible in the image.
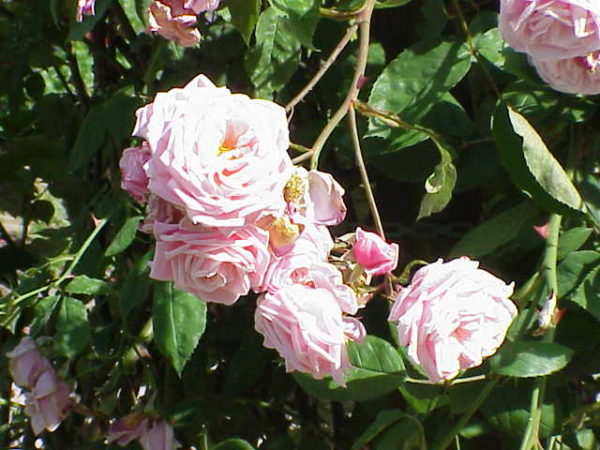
[150,221,270,304]
[147,1,201,48]
[530,52,600,94]
[24,370,71,435]
[255,284,364,385]
[308,170,347,226]
[184,0,220,13]
[120,144,151,203]
[499,0,600,61]
[282,167,347,228]
[6,338,51,389]
[132,75,292,229]
[139,420,180,450]
[76,0,95,22]
[107,414,149,446]
[353,228,399,276]
[388,258,517,383]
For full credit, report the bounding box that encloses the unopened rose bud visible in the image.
[353,228,399,276]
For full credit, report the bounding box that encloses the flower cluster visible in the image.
[388,258,517,383]
[108,414,180,450]
[6,338,71,435]
[147,0,220,47]
[499,0,600,94]
[120,74,366,383]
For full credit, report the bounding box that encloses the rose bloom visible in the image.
[139,420,180,450]
[150,220,270,305]
[499,0,600,61]
[353,227,399,276]
[107,413,149,446]
[147,1,201,47]
[388,258,517,383]
[76,0,95,22]
[24,370,71,435]
[6,337,51,389]
[129,74,292,230]
[255,284,364,385]
[120,143,151,203]
[530,52,600,94]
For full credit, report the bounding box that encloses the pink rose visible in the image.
[131,75,292,229]
[120,144,151,203]
[388,258,517,383]
[24,370,71,435]
[184,0,220,13]
[255,284,364,385]
[76,0,95,22]
[529,52,600,94]
[147,1,201,48]
[6,337,51,389]
[499,0,600,61]
[107,413,149,446]
[353,227,399,276]
[138,420,180,450]
[150,221,270,305]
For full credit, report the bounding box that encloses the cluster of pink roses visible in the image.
[75,0,219,47]
[6,338,71,435]
[119,74,370,383]
[500,0,600,94]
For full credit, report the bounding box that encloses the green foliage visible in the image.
[1,0,600,448]
[490,341,574,378]
[493,104,584,214]
[152,281,207,375]
[55,296,92,359]
[295,335,406,401]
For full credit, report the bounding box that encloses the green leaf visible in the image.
[30,296,61,336]
[211,439,256,450]
[69,90,142,172]
[492,104,584,214]
[449,202,538,258]
[351,409,424,450]
[105,215,142,256]
[557,227,593,260]
[368,39,471,138]
[375,0,413,8]
[152,281,207,375]
[417,137,457,220]
[568,265,600,322]
[228,0,260,45]
[271,0,319,47]
[65,275,111,295]
[489,341,573,378]
[557,251,600,299]
[482,381,564,438]
[245,8,302,98]
[120,251,153,322]
[55,297,92,358]
[294,335,406,402]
